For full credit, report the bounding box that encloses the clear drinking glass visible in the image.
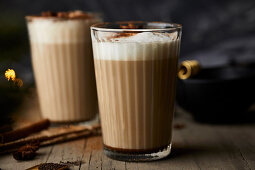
[26,11,102,123]
[91,22,182,161]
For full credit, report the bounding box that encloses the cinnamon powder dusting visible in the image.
[119,23,144,29]
[27,10,93,20]
[113,33,137,38]
[109,23,144,39]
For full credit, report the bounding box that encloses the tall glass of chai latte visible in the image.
[26,11,102,122]
[91,22,182,161]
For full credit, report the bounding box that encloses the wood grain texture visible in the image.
[0,146,53,170]
[0,93,254,170]
[0,121,255,170]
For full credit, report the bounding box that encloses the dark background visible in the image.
[0,0,255,122]
[1,0,255,66]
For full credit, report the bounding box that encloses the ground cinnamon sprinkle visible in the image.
[41,11,57,17]
[38,163,69,170]
[60,160,82,166]
[120,23,144,29]
[40,10,92,19]
[108,23,144,39]
[113,33,137,38]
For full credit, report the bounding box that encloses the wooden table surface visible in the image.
[0,92,255,170]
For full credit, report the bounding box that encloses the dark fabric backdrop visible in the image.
[0,0,255,70]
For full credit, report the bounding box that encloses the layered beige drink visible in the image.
[91,22,182,161]
[26,11,101,122]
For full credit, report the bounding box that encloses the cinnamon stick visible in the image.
[0,124,100,154]
[0,119,50,144]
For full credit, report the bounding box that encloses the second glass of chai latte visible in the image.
[91,22,182,161]
[26,11,102,122]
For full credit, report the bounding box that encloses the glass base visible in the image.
[104,144,171,162]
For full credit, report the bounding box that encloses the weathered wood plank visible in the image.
[178,121,251,170]
[217,125,255,170]
[237,126,255,169]
[1,95,255,170]
[125,162,139,170]
[102,153,126,170]
[45,139,85,170]
[80,136,103,170]
[80,136,126,170]
[125,130,201,170]
[163,129,202,170]
[0,145,53,170]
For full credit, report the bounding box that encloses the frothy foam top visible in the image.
[92,32,180,61]
[95,32,178,43]
[28,19,99,43]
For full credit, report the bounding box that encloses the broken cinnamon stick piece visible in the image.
[12,142,40,161]
[0,119,50,144]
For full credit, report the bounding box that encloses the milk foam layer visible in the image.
[92,32,180,61]
[28,19,97,43]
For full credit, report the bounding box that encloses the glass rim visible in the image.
[91,21,182,32]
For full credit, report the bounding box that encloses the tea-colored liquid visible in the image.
[31,42,97,122]
[94,57,178,150]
